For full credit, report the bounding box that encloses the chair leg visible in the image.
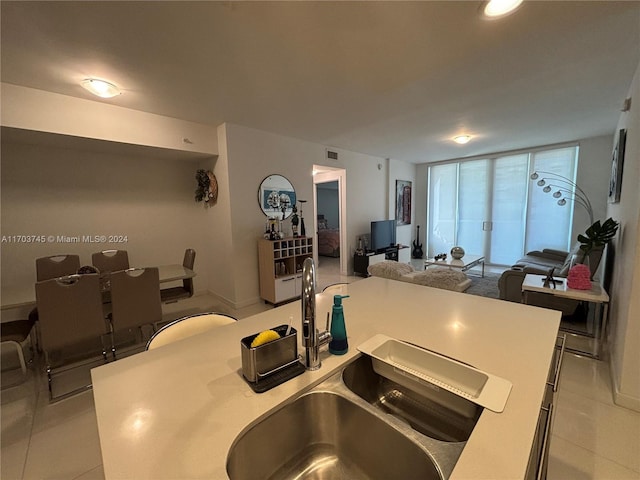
[16,342,27,374]
[1,340,28,375]
[46,360,53,402]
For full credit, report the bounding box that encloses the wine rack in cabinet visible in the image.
[258,237,314,305]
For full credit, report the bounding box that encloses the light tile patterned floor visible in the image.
[2,276,639,480]
[547,353,640,479]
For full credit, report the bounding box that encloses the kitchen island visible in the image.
[91,276,560,479]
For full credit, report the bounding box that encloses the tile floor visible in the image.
[2,263,639,480]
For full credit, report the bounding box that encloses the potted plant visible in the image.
[574,218,619,276]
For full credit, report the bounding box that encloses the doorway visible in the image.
[313,167,347,286]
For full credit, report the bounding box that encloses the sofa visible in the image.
[498,243,604,315]
[367,261,472,293]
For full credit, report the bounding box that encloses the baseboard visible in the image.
[609,356,640,413]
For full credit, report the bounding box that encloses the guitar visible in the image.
[412,225,424,258]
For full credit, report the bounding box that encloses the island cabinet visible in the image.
[526,334,565,480]
[258,237,314,304]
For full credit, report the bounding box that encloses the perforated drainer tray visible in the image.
[357,334,512,413]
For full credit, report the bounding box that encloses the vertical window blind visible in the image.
[427,145,578,266]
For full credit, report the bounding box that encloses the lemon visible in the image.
[250,329,281,348]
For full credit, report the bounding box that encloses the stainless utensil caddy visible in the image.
[241,325,304,392]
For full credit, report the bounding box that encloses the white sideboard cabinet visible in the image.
[258,237,314,305]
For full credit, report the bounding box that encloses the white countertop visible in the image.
[91,277,560,479]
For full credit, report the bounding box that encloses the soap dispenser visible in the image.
[329,295,350,355]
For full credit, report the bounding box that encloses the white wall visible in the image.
[389,158,417,248]
[0,141,212,307]
[575,134,614,241]
[1,83,218,156]
[197,124,235,306]
[223,124,389,306]
[607,61,640,412]
[0,121,396,312]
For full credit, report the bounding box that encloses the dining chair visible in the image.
[35,273,110,401]
[160,248,196,303]
[110,267,162,356]
[36,254,81,281]
[146,312,236,351]
[1,319,36,376]
[32,255,81,352]
[91,249,129,273]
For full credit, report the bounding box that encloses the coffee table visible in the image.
[424,254,485,277]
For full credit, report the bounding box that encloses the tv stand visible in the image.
[380,245,399,261]
[354,245,400,277]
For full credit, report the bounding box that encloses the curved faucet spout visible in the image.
[301,257,331,370]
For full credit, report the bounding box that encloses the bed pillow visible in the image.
[367,260,414,280]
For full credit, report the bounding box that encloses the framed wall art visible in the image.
[609,128,627,204]
[396,180,412,225]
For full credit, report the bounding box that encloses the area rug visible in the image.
[464,272,501,299]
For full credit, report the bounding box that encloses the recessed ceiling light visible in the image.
[81,78,121,98]
[483,0,523,18]
[453,135,472,145]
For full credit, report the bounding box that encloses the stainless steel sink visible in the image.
[226,390,442,480]
[227,353,480,480]
[342,355,482,442]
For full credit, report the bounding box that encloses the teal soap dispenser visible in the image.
[329,295,350,355]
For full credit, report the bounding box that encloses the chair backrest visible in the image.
[146,312,236,351]
[91,250,129,273]
[183,249,196,269]
[35,274,107,352]
[110,268,162,331]
[182,249,196,294]
[36,255,81,281]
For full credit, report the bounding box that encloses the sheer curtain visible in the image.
[427,146,578,266]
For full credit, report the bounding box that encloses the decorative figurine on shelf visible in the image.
[567,264,592,290]
[279,193,291,221]
[356,237,364,256]
[543,267,558,289]
[291,204,299,237]
[298,199,307,237]
[434,253,447,261]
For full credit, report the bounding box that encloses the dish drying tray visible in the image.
[357,334,512,413]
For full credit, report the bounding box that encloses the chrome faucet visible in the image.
[301,257,331,370]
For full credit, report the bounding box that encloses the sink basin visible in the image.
[342,355,482,442]
[227,391,442,480]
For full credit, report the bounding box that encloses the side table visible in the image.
[521,274,609,359]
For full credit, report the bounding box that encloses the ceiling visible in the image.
[2,1,639,164]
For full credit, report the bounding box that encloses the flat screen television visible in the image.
[370,220,396,252]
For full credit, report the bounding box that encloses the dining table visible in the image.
[0,264,196,314]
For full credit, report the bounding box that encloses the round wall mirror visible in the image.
[258,175,296,219]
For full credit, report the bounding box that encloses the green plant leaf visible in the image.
[577,218,619,254]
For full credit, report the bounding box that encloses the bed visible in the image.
[317,218,340,257]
